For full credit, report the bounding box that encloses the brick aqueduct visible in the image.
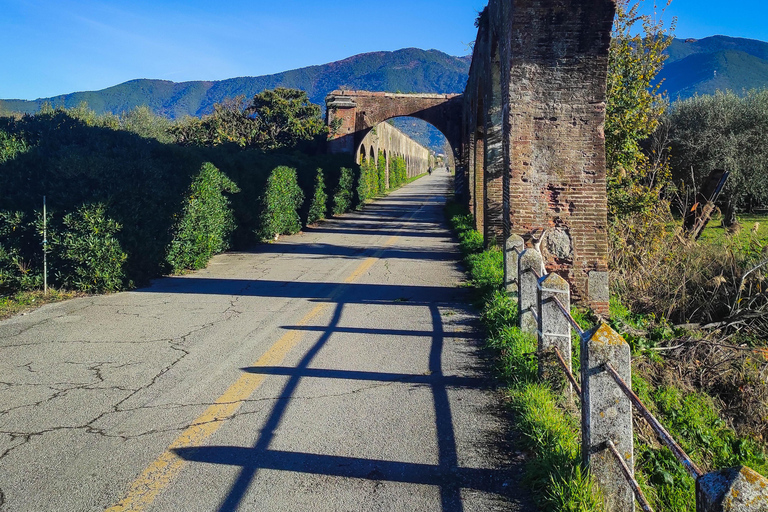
[326,0,616,314]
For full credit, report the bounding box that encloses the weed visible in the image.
[0,288,79,320]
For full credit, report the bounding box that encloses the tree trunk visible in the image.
[722,200,737,228]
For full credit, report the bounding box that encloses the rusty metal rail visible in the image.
[606,440,655,512]
[605,362,704,479]
[540,287,701,508]
[551,296,585,337]
[552,347,581,396]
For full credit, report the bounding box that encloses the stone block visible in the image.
[697,466,768,512]
[518,249,544,335]
[581,323,633,512]
[589,270,610,304]
[504,234,525,296]
[537,272,571,386]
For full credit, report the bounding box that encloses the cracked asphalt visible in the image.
[0,172,531,512]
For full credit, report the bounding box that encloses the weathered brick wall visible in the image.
[464,0,615,314]
[358,122,431,180]
[326,91,462,164]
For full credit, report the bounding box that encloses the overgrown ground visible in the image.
[446,201,768,512]
[0,289,80,320]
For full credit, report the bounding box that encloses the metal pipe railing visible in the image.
[606,440,655,512]
[604,362,704,479]
[553,347,581,396]
[551,296,585,337]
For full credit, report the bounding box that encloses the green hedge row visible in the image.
[0,108,358,294]
[356,150,410,205]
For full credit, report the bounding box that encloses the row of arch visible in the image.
[355,120,432,184]
[358,144,426,177]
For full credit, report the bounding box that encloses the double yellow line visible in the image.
[107,236,398,511]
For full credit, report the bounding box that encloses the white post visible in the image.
[537,272,571,386]
[518,248,544,334]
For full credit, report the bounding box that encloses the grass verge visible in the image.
[446,200,603,511]
[0,289,80,320]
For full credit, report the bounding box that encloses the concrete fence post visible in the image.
[537,273,571,386]
[696,466,768,511]
[581,324,634,512]
[504,234,525,297]
[518,249,544,335]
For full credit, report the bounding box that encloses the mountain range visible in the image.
[1,35,767,150]
[659,36,768,99]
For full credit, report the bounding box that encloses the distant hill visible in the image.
[0,48,471,119]
[657,36,768,100]
[0,48,470,152]
[2,36,768,150]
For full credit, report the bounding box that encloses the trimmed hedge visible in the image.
[166,162,239,272]
[332,167,354,215]
[307,168,327,225]
[0,107,356,294]
[256,166,304,241]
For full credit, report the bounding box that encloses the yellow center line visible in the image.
[106,234,402,511]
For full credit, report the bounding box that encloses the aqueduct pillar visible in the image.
[463,0,615,314]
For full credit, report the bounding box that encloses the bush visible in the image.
[257,166,304,241]
[166,162,239,272]
[391,155,407,188]
[357,157,378,205]
[377,150,387,192]
[0,211,42,292]
[58,204,127,292]
[307,168,327,225]
[332,167,354,215]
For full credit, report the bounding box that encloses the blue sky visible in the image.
[1,0,766,100]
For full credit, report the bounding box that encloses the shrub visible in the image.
[332,167,354,215]
[166,162,239,272]
[357,158,378,205]
[377,150,387,192]
[307,168,327,225]
[58,204,127,292]
[0,211,41,292]
[390,156,407,188]
[257,166,304,241]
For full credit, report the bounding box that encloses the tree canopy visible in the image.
[170,88,326,150]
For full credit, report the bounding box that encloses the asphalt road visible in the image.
[0,172,531,511]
